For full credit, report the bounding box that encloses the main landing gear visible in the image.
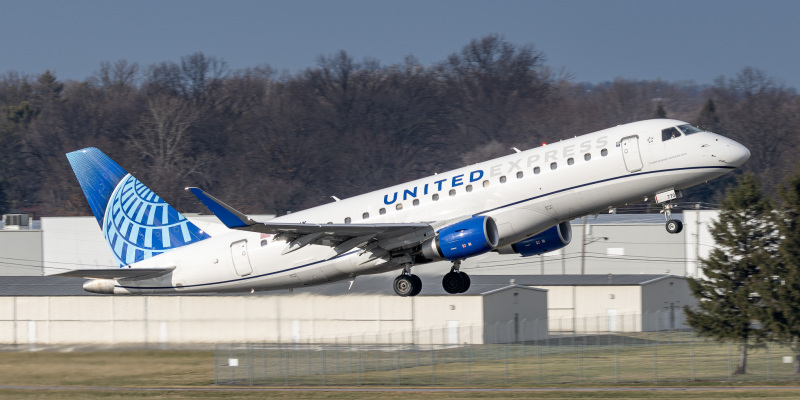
[442,260,471,294]
[662,201,683,234]
[393,265,422,297]
[393,260,472,296]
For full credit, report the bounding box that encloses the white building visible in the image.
[495,274,696,332]
[0,279,547,346]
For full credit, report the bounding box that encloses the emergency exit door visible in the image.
[620,135,643,172]
[230,240,253,276]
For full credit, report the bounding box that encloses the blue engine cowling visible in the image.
[422,216,499,261]
[499,221,572,257]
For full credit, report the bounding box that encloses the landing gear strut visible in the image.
[662,201,683,234]
[442,260,471,294]
[393,265,422,297]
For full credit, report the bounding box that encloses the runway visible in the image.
[3,384,800,393]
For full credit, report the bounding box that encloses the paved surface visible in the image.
[2,385,800,393]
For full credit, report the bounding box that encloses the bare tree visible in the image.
[96,60,139,92]
[708,67,800,193]
[126,96,210,205]
[439,35,552,145]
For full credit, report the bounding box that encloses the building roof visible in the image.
[572,213,672,225]
[0,274,677,297]
[470,274,679,286]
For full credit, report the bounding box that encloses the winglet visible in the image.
[186,187,255,228]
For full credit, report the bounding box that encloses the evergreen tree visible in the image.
[654,102,667,118]
[684,173,778,374]
[759,164,800,373]
[696,98,721,132]
[0,181,7,214]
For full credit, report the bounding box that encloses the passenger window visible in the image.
[379,208,386,215]
[550,162,557,170]
[413,199,420,206]
[466,185,473,192]
[396,203,403,210]
[516,171,523,179]
[662,127,682,141]
[567,158,574,165]
[584,153,591,161]
[432,193,440,201]
[534,167,541,174]
[601,149,608,157]
[483,180,490,188]
[500,176,507,183]
[261,240,269,247]
[362,212,369,219]
[449,189,456,197]
[345,217,351,224]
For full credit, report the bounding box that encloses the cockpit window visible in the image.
[677,124,703,135]
[662,127,682,141]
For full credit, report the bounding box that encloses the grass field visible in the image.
[0,350,213,387]
[214,334,800,386]
[2,347,800,399]
[2,387,800,400]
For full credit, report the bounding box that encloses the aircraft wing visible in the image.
[187,187,437,253]
[232,220,429,238]
[55,267,175,279]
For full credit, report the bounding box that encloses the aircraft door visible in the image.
[230,240,253,276]
[620,136,644,172]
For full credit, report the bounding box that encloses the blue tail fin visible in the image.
[66,148,211,267]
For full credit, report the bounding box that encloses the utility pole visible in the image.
[694,204,701,278]
[580,216,587,275]
[540,254,544,275]
[580,216,607,275]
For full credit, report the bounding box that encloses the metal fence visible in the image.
[214,319,800,386]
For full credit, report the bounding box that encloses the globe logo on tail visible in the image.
[103,174,210,266]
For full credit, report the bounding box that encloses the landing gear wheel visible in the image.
[442,271,465,294]
[393,275,415,297]
[409,274,422,296]
[666,219,683,234]
[394,274,422,297]
[458,272,471,293]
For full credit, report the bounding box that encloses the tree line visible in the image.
[0,35,798,217]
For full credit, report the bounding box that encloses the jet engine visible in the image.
[496,221,572,257]
[421,216,499,261]
[83,279,117,294]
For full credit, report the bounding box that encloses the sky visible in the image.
[1,0,798,89]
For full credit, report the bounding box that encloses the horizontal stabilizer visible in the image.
[55,267,175,280]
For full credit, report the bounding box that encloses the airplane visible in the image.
[60,118,749,296]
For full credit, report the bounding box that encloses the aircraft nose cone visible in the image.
[725,140,750,167]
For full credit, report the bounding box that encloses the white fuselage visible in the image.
[114,119,749,294]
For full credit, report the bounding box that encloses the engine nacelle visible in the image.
[83,279,117,294]
[497,221,572,257]
[422,216,499,261]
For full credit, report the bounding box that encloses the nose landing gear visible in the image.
[666,218,683,234]
[662,201,683,234]
[442,260,471,294]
